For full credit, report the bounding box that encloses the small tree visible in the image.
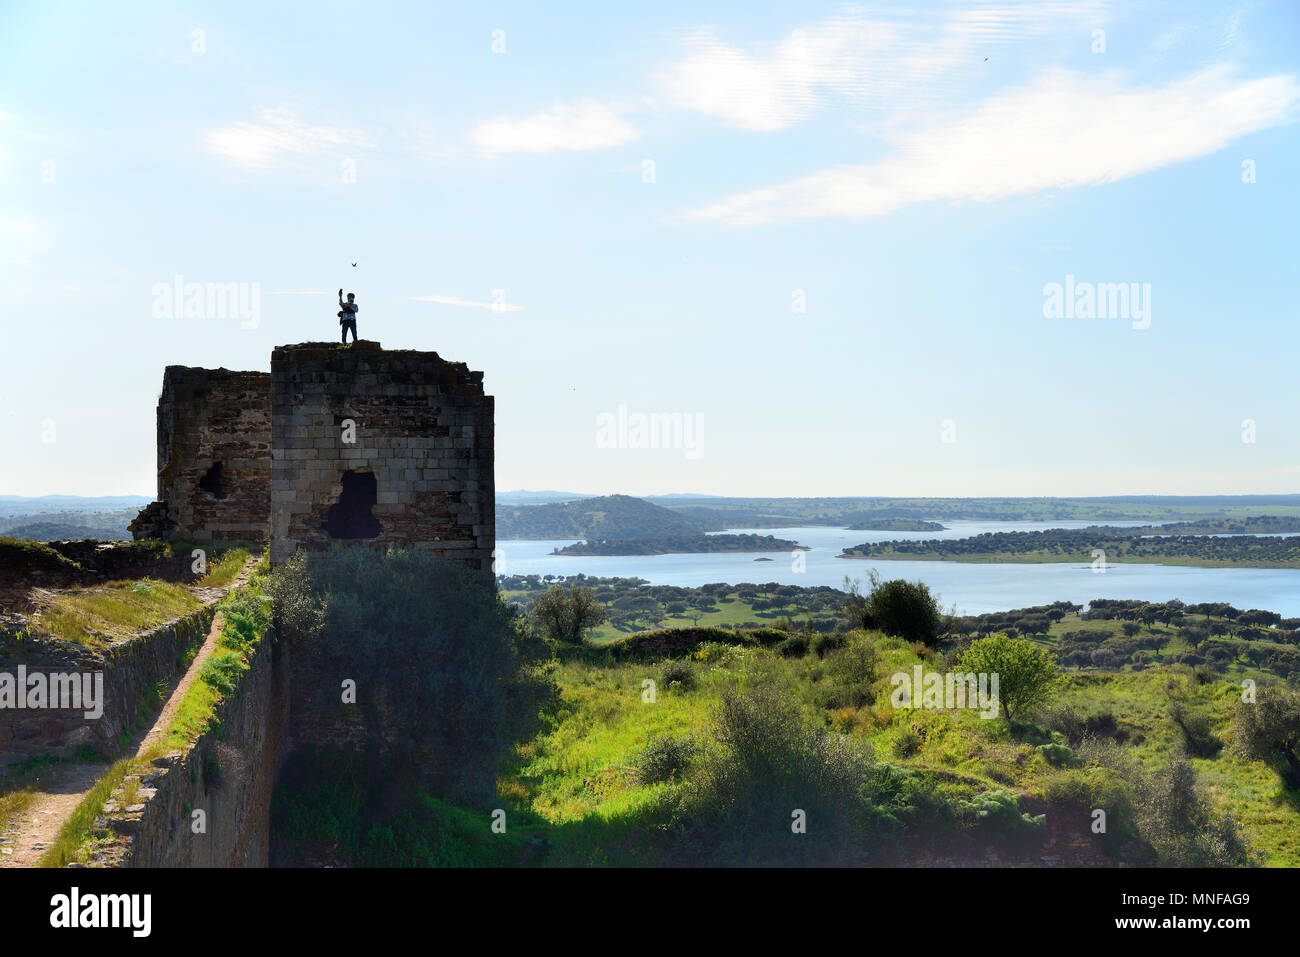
[1234,686,1300,788]
[531,583,607,643]
[957,634,1063,721]
[841,573,943,645]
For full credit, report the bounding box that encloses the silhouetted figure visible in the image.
[338,288,359,343]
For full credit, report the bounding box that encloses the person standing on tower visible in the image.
[338,288,359,344]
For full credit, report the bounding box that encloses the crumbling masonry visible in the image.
[131,341,494,571]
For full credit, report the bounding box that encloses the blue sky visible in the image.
[1,0,1297,498]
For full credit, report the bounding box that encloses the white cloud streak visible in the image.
[656,2,1112,131]
[469,99,638,155]
[205,107,375,169]
[687,65,1300,225]
[407,294,523,312]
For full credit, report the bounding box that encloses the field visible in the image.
[493,642,1289,868]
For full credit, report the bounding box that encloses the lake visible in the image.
[497,521,1300,616]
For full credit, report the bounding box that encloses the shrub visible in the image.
[811,632,847,658]
[692,641,733,664]
[660,659,696,691]
[1042,704,1127,745]
[633,735,699,785]
[892,726,922,758]
[530,584,607,643]
[843,575,943,646]
[1168,700,1221,758]
[1081,738,1256,866]
[685,681,874,864]
[776,634,810,658]
[1135,755,1256,867]
[956,790,1045,844]
[1234,685,1300,789]
[1040,767,1139,855]
[956,634,1064,721]
[823,634,879,686]
[1035,742,1079,767]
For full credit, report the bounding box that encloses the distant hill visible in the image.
[497,494,703,540]
[0,495,150,519]
[495,490,593,507]
[553,533,805,555]
[0,507,140,541]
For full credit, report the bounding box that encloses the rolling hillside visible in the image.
[497,494,704,540]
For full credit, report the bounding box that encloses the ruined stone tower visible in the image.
[132,343,494,572]
[269,342,494,568]
[128,367,272,541]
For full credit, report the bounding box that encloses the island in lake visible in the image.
[843,518,947,531]
[553,533,806,556]
[839,523,1300,568]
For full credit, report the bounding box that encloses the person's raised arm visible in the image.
[338,287,344,306]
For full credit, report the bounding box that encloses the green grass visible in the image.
[491,632,1300,866]
[38,755,138,868]
[256,617,1299,866]
[37,578,273,867]
[500,590,826,644]
[32,579,202,648]
[196,547,252,588]
[24,547,256,649]
[0,786,36,830]
[1050,670,1300,866]
[272,748,530,867]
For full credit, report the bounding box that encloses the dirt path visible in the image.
[0,557,261,867]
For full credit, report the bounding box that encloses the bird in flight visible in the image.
[351,262,357,267]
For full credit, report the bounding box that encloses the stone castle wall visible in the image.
[0,607,215,765]
[98,630,290,868]
[269,342,494,569]
[130,367,271,542]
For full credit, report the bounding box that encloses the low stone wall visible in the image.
[0,607,215,765]
[99,630,289,867]
[0,540,194,614]
[44,541,193,583]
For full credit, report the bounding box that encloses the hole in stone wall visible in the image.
[323,471,381,539]
[198,462,227,500]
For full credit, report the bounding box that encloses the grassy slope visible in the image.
[500,591,825,644]
[39,558,270,867]
[499,635,1300,867]
[24,547,251,649]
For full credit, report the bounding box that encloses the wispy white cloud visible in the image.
[469,99,638,156]
[268,289,331,295]
[407,293,523,312]
[205,106,376,169]
[656,2,1111,131]
[687,65,1300,225]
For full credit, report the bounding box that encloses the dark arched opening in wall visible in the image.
[198,461,227,499]
[323,470,381,539]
